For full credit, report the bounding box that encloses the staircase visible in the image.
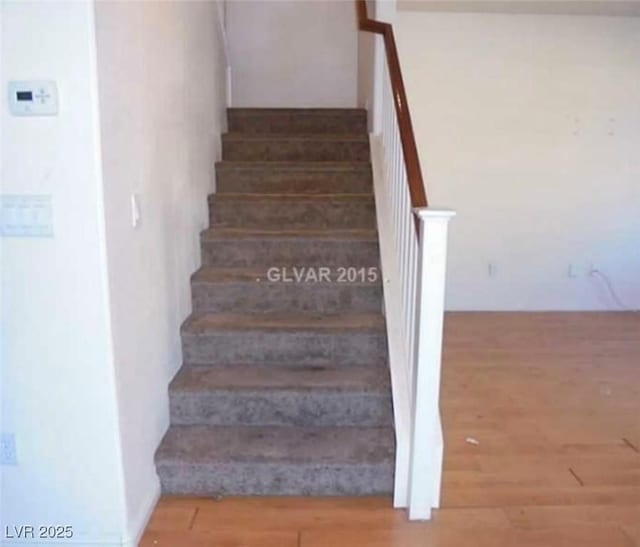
[155,108,395,496]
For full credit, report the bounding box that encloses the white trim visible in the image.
[413,208,456,220]
[407,209,455,520]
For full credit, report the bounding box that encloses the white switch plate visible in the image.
[8,80,58,116]
[0,195,54,237]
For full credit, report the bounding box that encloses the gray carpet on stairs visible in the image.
[155,107,395,496]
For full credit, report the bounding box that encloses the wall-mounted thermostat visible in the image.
[8,81,58,116]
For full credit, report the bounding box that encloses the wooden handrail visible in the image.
[356,0,428,209]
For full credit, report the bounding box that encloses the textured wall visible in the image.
[396,11,640,310]
[227,0,358,107]
[94,0,228,535]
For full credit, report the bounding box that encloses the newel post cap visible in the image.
[412,207,456,221]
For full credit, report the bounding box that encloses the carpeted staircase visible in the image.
[155,108,395,496]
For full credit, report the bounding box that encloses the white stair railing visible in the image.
[371,45,455,522]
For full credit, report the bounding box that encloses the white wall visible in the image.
[395,11,640,310]
[227,0,358,108]
[93,0,227,538]
[357,0,376,130]
[1,2,126,544]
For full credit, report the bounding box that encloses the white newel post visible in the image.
[407,208,456,520]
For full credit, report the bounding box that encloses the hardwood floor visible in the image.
[141,312,640,546]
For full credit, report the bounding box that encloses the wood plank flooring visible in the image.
[142,312,640,546]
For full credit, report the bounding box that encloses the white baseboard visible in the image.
[122,477,161,546]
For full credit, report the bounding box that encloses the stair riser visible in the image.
[192,282,382,314]
[216,167,372,194]
[201,239,380,268]
[157,462,394,496]
[228,111,367,134]
[209,198,376,229]
[182,331,387,367]
[222,139,370,162]
[170,392,393,427]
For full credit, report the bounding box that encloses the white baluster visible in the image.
[407,233,417,390]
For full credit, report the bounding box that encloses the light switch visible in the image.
[8,81,58,116]
[0,195,53,237]
[130,194,141,228]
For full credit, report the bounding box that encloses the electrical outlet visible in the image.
[488,262,497,277]
[568,263,597,279]
[1,433,18,465]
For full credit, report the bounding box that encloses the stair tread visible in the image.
[171,364,390,392]
[191,267,380,285]
[201,227,378,241]
[156,425,394,465]
[182,312,386,333]
[209,192,373,201]
[216,161,371,171]
[228,108,367,115]
[223,133,369,142]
